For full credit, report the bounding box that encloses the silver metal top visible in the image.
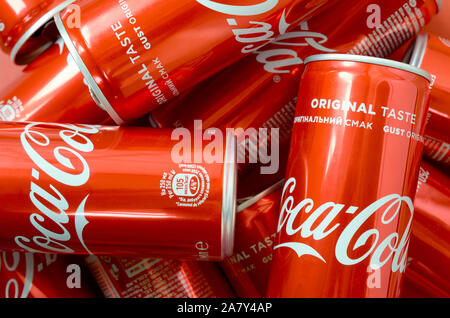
[409,33,429,68]
[221,131,237,259]
[54,13,125,125]
[237,179,284,213]
[11,0,75,64]
[304,53,431,82]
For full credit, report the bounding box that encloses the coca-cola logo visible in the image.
[196,0,279,16]
[14,123,100,254]
[0,252,34,298]
[275,178,413,272]
[253,17,335,74]
[196,0,335,74]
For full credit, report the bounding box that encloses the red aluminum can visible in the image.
[0,40,111,124]
[53,0,337,124]
[0,122,237,261]
[410,32,450,166]
[403,160,450,297]
[266,54,432,298]
[149,0,440,185]
[0,250,102,298]
[86,256,235,298]
[221,162,450,298]
[0,0,75,64]
[220,181,282,298]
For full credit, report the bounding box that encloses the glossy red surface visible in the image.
[149,0,438,186]
[0,251,102,298]
[403,160,450,297]
[218,161,450,298]
[236,161,287,200]
[0,46,24,84]
[220,183,282,298]
[266,56,431,298]
[0,0,73,64]
[0,41,111,124]
[421,33,450,141]
[56,0,337,123]
[0,123,236,261]
[86,256,235,298]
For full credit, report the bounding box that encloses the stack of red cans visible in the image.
[0,0,448,299]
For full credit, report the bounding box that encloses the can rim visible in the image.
[54,13,125,125]
[221,131,237,259]
[237,179,284,213]
[304,53,431,81]
[409,33,429,67]
[11,0,76,64]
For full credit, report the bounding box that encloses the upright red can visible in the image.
[0,251,102,298]
[0,40,111,124]
[53,0,337,124]
[0,122,236,261]
[86,256,235,298]
[220,181,282,298]
[266,54,432,298]
[0,0,75,64]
